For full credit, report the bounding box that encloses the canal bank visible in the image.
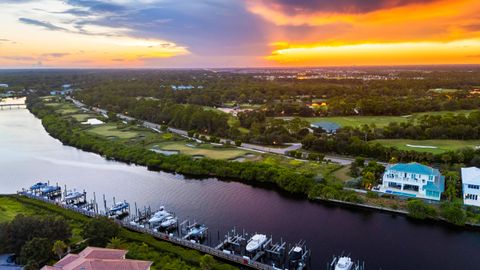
[2,105,480,269]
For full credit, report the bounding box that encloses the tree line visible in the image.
[28,96,356,201]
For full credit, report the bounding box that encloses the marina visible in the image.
[18,182,313,270]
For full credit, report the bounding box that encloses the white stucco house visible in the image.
[461,167,480,207]
[379,162,445,201]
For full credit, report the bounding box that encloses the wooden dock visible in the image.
[18,192,274,270]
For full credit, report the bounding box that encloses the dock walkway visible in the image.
[18,192,274,270]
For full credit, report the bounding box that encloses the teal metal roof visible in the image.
[389,162,439,176]
[310,121,341,133]
[423,176,445,192]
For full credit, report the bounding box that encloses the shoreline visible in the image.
[25,96,480,230]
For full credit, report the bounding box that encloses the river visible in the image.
[1,107,479,269]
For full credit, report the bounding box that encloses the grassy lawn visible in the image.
[370,139,480,154]
[45,102,62,107]
[57,107,80,115]
[428,88,462,93]
[281,109,478,128]
[332,165,352,182]
[88,123,145,139]
[153,141,254,159]
[301,115,409,127]
[412,110,476,117]
[0,196,38,223]
[261,155,341,179]
[87,123,143,139]
[70,113,96,122]
[227,116,249,134]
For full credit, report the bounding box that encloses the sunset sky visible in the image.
[1,0,480,68]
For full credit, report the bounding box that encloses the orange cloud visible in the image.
[248,0,480,65]
[268,39,480,66]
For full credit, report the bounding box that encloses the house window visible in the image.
[428,175,433,181]
[427,190,439,198]
[468,184,480,190]
[466,194,479,200]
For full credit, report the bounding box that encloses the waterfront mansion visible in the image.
[461,167,480,207]
[380,162,445,201]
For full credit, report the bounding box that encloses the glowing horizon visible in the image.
[1,0,480,67]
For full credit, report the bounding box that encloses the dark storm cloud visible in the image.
[260,0,440,14]
[66,1,269,56]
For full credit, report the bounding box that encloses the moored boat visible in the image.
[334,257,354,270]
[63,190,83,201]
[186,223,207,239]
[246,234,267,252]
[159,215,177,229]
[107,201,129,217]
[148,206,170,224]
[30,182,47,190]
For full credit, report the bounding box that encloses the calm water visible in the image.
[1,108,480,270]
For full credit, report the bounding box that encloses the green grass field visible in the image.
[370,139,480,154]
[301,115,409,127]
[70,113,96,122]
[261,155,341,179]
[332,165,352,182]
[284,109,477,128]
[45,102,62,107]
[87,123,143,139]
[57,107,80,115]
[153,141,253,159]
[0,196,37,223]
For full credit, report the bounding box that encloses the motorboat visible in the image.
[159,215,177,229]
[30,182,47,190]
[289,246,303,261]
[148,206,170,224]
[108,201,129,216]
[246,234,267,252]
[335,257,354,270]
[63,190,83,201]
[40,185,61,196]
[186,224,207,239]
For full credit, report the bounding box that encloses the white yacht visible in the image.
[160,215,177,229]
[335,256,354,270]
[148,206,170,224]
[63,190,83,201]
[246,234,267,252]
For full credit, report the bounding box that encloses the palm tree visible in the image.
[52,240,68,260]
[106,237,126,249]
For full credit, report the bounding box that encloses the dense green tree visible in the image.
[440,202,467,226]
[3,215,70,255]
[19,237,52,266]
[82,217,120,247]
[444,171,460,201]
[406,199,437,220]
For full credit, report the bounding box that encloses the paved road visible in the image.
[67,96,358,165]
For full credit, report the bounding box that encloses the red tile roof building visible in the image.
[41,247,152,270]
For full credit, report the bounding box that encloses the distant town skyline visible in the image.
[1,0,480,68]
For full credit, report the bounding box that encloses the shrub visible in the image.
[406,199,437,220]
